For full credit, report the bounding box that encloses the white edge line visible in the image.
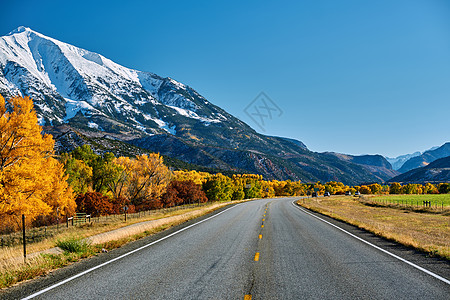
[291,200,450,285]
[22,204,240,300]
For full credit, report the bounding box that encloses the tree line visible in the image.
[1,95,449,231]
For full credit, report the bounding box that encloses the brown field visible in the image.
[297,195,450,259]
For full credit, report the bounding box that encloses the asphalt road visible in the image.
[8,198,450,299]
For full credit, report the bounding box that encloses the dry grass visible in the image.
[297,195,450,259]
[0,201,239,289]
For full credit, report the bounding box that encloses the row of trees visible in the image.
[1,95,449,232]
[388,182,450,195]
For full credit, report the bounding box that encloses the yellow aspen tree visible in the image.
[0,95,75,229]
[173,170,209,185]
[114,154,170,207]
[108,156,132,199]
[42,157,77,217]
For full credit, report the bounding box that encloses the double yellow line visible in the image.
[254,203,268,261]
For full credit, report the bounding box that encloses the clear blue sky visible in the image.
[2,0,450,157]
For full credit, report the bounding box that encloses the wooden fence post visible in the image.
[22,214,26,263]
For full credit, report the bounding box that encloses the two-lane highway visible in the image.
[252,199,449,299]
[11,198,450,299]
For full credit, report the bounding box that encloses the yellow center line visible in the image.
[261,224,264,228]
[244,294,252,300]
[259,234,262,239]
[254,252,260,261]
[262,218,265,221]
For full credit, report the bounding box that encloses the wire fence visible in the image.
[359,196,448,211]
[0,201,214,248]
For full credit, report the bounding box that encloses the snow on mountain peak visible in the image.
[0,27,232,137]
[168,77,186,90]
[8,26,31,35]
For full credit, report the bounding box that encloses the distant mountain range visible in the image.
[386,152,422,170]
[388,156,450,183]
[397,143,450,173]
[0,26,412,185]
[385,146,441,171]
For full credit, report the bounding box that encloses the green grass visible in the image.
[55,236,92,255]
[370,194,450,208]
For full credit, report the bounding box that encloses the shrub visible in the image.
[56,237,91,254]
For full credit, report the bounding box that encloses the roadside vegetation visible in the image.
[297,195,450,260]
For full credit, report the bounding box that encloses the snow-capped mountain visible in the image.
[0,27,395,184]
[0,26,243,140]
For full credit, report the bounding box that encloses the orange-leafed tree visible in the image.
[161,180,208,207]
[0,95,75,230]
[75,192,113,217]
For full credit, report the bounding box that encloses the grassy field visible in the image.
[0,201,239,289]
[297,195,449,260]
[368,194,450,209]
